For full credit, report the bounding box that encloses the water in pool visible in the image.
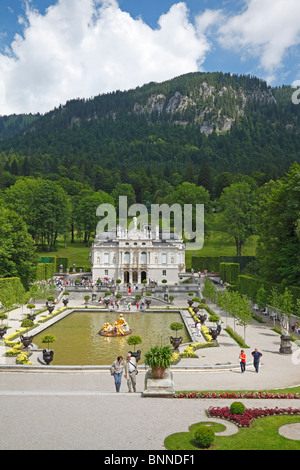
[33,310,190,365]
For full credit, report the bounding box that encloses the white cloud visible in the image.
[0,0,213,115]
[217,0,300,83]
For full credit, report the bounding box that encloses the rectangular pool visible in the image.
[33,310,190,365]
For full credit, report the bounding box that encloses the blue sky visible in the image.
[0,0,300,115]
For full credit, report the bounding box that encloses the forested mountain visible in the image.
[0,72,299,193]
[0,114,38,140]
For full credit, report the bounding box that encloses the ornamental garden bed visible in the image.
[207,405,300,428]
[175,391,300,399]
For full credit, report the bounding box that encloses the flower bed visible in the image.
[207,406,300,427]
[175,391,300,399]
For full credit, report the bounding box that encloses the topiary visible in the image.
[21,318,34,328]
[230,401,246,415]
[194,425,215,449]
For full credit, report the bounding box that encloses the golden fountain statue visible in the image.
[99,314,132,337]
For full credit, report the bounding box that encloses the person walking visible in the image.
[123,352,138,392]
[239,349,246,373]
[251,348,263,373]
[196,321,201,336]
[111,356,123,392]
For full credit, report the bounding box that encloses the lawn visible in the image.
[38,239,91,268]
[164,415,300,450]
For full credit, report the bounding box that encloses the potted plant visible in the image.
[41,334,56,365]
[26,303,36,320]
[169,295,174,304]
[127,335,142,362]
[169,322,184,349]
[84,295,90,307]
[62,291,69,306]
[145,345,173,378]
[145,292,152,308]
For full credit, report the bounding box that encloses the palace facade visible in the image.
[91,223,185,285]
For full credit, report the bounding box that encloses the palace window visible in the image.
[141,252,147,264]
[124,252,130,264]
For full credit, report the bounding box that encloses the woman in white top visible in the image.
[111,356,123,392]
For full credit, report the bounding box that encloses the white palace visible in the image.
[91,219,186,285]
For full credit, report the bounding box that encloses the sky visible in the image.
[0,0,300,115]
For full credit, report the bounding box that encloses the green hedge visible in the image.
[237,275,300,305]
[0,277,25,308]
[35,262,55,281]
[191,257,220,272]
[0,277,24,293]
[220,263,240,284]
[191,256,255,273]
[55,257,69,272]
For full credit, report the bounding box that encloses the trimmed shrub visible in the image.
[21,319,34,328]
[220,262,240,283]
[230,401,246,415]
[194,425,215,448]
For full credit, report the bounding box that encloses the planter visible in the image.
[145,299,151,308]
[43,349,54,365]
[209,328,219,340]
[153,366,166,379]
[129,350,141,362]
[193,307,200,315]
[187,300,194,308]
[170,336,183,350]
[62,299,69,307]
[47,306,54,314]
[20,335,33,348]
[26,314,35,321]
[199,314,207,324]
[0,326,7,338]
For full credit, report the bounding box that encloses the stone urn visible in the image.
[47,305,54,315]
[129,350,141,363]
[170,336,183,350]
[199,313,207,324]
[104,299,110,308]
[20,335,33,348]
[62,298,69,307]
[187,300,194,308]
[26,313,35,321]
[43,349,54,365]
[0,326,7,338]
[193,306,200,315]
[145,299,151,309]
[209,328,219,340]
